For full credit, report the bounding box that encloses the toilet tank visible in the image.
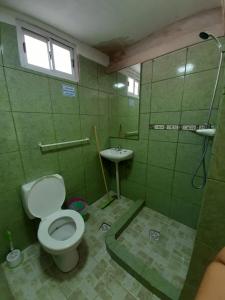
[21,174,65,219]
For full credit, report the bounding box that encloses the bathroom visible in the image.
[1,0,225,299]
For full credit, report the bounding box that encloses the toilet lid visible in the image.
[28,175,66,218]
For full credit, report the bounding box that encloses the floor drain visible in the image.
[149,229,160,241]
[99,222,111,233]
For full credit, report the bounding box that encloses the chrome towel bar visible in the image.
[39,138,90,151]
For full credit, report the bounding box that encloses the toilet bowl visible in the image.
[21,174,85,272]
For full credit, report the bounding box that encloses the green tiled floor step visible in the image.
[105,200,180,300]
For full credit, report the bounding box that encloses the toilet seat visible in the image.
[38,209,85,252]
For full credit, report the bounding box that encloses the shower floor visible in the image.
[1,195,159,300]
[118,207,196,293]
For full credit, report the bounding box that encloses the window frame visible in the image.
[16,20,79,82]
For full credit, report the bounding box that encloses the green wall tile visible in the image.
[120,180,146,201]
[208,98,225,181]
[0,66,10,111]
[197,179,225,250]
[86,180,105,204]
[140,83,151,113]
[186,40,221,73]
[98,91,109,115]
[151,77,184,112]
[80,114,99,141]
[98,65,116,93]
[150,111,180,142]
[146,188,172,216]
[6,68,52,113]
[49,79,79,114]
[147,165,173,192]
[0,188,24,228]
[58,147,83,171]
[171,198,200,229]
[79,86,99,115]
[141,60,153,84]
[14,112,56,150]
[148,140,177,170]
[175,143,209,176]
[153,49,187,81]
[0,151,24,191]
[0,111,18,154]
[53,114,81,142]
[185,238,217,289]
[182,69,218,110]
[21,149,59,181]
[111,95,129,117]
[61,164,86,195]
[172,172,203,205]
[79,55,98,90]
[1,23,20,67]
[84,158,102,182]
[180,283,198,300]
[121,161,147,186]
[139,113,149,140]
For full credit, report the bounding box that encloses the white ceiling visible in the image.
[0,0,221,54]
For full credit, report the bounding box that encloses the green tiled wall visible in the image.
[180,90,225,298]
[0,22,114,263]
[110,38,223,230]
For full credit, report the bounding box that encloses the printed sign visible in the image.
[62,84,76,97]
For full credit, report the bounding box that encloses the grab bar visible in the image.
[39,138,90,152]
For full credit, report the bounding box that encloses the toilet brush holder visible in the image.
[6,230,22,268]
[6,249,22,268]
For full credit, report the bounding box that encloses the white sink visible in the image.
[100,148,133,163]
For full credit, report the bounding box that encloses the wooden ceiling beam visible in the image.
[107,7,224,73]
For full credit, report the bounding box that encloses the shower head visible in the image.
[199,31,222,51]
[199,32,209,40]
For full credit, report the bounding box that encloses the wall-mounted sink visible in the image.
[100,148,133,163]
[100,148,134,199]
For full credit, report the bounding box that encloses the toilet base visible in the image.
[52,248,79,272]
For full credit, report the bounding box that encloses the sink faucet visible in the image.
[117,145,121,151]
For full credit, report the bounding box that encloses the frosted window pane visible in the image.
[52,43,72,74]
[24,34,50,69]
[128,77,134,93]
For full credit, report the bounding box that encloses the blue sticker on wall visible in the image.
[62,84,76,97]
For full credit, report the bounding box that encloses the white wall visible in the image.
[0,6,109,66]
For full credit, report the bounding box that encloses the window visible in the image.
[128,77,139,96]
[17,21,78,81]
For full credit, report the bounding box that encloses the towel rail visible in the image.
[124,131,138,137]
[39,138,90,151]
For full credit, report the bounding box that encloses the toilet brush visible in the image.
[6,230,22,268]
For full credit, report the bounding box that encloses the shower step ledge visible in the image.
[105,199,180,300]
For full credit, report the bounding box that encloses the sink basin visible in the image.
[100,148,133,163]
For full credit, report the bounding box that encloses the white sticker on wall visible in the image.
[62,84,76,97]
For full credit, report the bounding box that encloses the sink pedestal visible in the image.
[115,162,120,199]
[99,148,133,201]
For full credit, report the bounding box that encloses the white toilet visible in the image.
[21,174,85,272]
